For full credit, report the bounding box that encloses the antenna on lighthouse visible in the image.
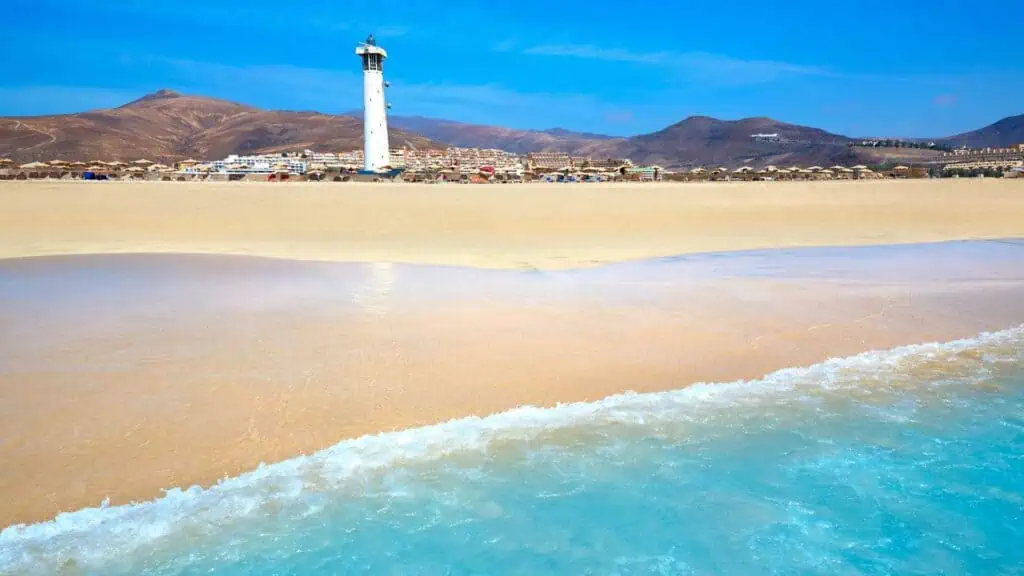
[355,34,390,173]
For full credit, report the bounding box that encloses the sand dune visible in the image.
[0,180,1022,268]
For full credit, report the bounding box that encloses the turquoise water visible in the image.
[2,326,1022,575]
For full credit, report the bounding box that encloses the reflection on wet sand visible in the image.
[352,262,395,315]
[1,241,1024,527]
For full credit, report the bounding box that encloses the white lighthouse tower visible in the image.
[356,34,390,173]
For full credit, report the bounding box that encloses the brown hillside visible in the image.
[0,89,436,163]
[386,115,626,155]
[594,116,858,169]
[938,114,1024,149]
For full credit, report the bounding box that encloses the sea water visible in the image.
[2,325,1022,575]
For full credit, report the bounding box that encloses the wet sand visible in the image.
[1,180,1022,268]
[2,242,1024,527]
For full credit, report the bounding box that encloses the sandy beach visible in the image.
[1,180,1024,528]
[0,180,1022,268]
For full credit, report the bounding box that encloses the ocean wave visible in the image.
[2,325,1022,574]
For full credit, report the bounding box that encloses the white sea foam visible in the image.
[1,325,1022,574]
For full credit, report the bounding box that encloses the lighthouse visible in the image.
[356,34,390,173]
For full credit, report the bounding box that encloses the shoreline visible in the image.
[6,323,1023,530]
[1,180,1022,269]
[3,246,1024,527]
[0,236,1020,269]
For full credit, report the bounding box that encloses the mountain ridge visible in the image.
[0,90,436,163]
[1,89,1020,167]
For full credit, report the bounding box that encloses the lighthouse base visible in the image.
[355,167,406,180]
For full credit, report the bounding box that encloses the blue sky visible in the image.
[1,0,1021,137]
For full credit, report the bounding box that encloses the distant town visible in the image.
[2,143,1022,183]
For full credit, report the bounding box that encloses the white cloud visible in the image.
[115,55,625,128]
[524,44,671,64]
[521,42,833,85]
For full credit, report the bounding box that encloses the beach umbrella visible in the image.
[19,161,49,169]
[132,159,155,166]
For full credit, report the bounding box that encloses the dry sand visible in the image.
[0,179,1022,268]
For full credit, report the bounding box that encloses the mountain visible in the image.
[938,114,1024,149]
[389,114,873,168]
[0,89,436,163]
[384,115,625,155]
[591,116,859,168]
[2,89,1019,167]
